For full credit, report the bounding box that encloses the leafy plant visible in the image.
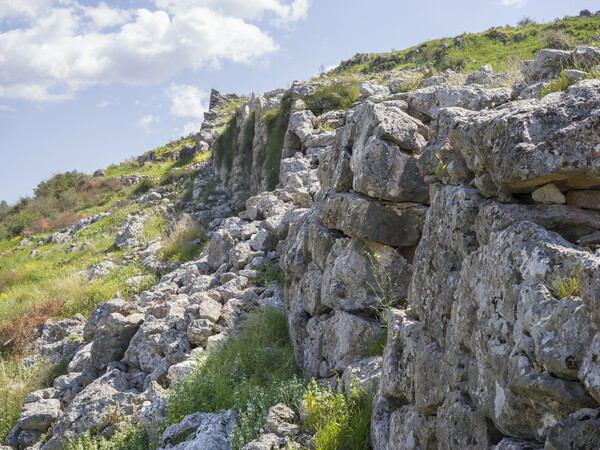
[0,358,68,442]
[539,70,570,98]
[366,252,403,326]
[65,424,150,450]
[130,178,156,196]
[159,217,207,264]
[263,90,293,190]
[300,379,372,450]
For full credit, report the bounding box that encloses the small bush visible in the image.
[300,379,372,450]
[263,90,293,190]
[518,16,537,27]
[539,29,576,50]
[213,113,240,173]
[305,79,360,116]
[65,425,149,450]
[546,266,581,299]
[159,166,198,187]
[130,178,156,196]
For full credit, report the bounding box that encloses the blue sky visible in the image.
[0,0,596,203]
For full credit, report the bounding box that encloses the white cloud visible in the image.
[165,84,207,119]
[137,114,160,132]
[0,0,53,21]
[0,104,16,112]
[181,120,202,136]
[498,0,526,7]
[98,100,109,107]
[0,0,309,102]
[154,0,310,26]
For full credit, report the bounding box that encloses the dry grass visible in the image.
[0,298,66,356]
[159,217,207,263]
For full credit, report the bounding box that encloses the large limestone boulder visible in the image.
[398,84,511,120]
[317,190,427,247]
[349,101,429,203]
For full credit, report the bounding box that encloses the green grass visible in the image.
[158,218,207,264]
[65,425,150,450]
[165,307,307,449]
[248,261,285,289]
[299,379,373,450]
[546,266,581,299]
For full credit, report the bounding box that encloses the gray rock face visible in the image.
[350,101,429,203]
[419,80,600,193]
[17,399,61,432]
[398,84,511,120]
[162,409,238,450]
[523,49,573,81]
[318,190,427,247]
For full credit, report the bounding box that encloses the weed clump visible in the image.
[305,78,360,116]
[538,29,576,50]
[248,261,285,289]
[301,379,372,450]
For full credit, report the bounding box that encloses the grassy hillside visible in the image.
[334,14,600,75]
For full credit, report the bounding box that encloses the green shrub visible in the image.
[538,29,576,50]
[0,359,68,443]
[130,178,156,196]
[518,17,537,27]
[305,79,360,116]
[545,265,581,299]
[240,112,256,173]
[159,166,198,187]
[300,379,372,450]
[166,307,307,449]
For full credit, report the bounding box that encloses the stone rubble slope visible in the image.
[5,44,600,450]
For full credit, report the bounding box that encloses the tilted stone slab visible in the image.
[317,189,427,247]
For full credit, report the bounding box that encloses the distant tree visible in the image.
[518,16,537,26]
[34,171,81,199]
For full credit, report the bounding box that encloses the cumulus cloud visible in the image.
[498,0,526,7]
[0,0,309,102]
[165,84,208,119]
[137,114,160,132]
[0,104,16,112]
